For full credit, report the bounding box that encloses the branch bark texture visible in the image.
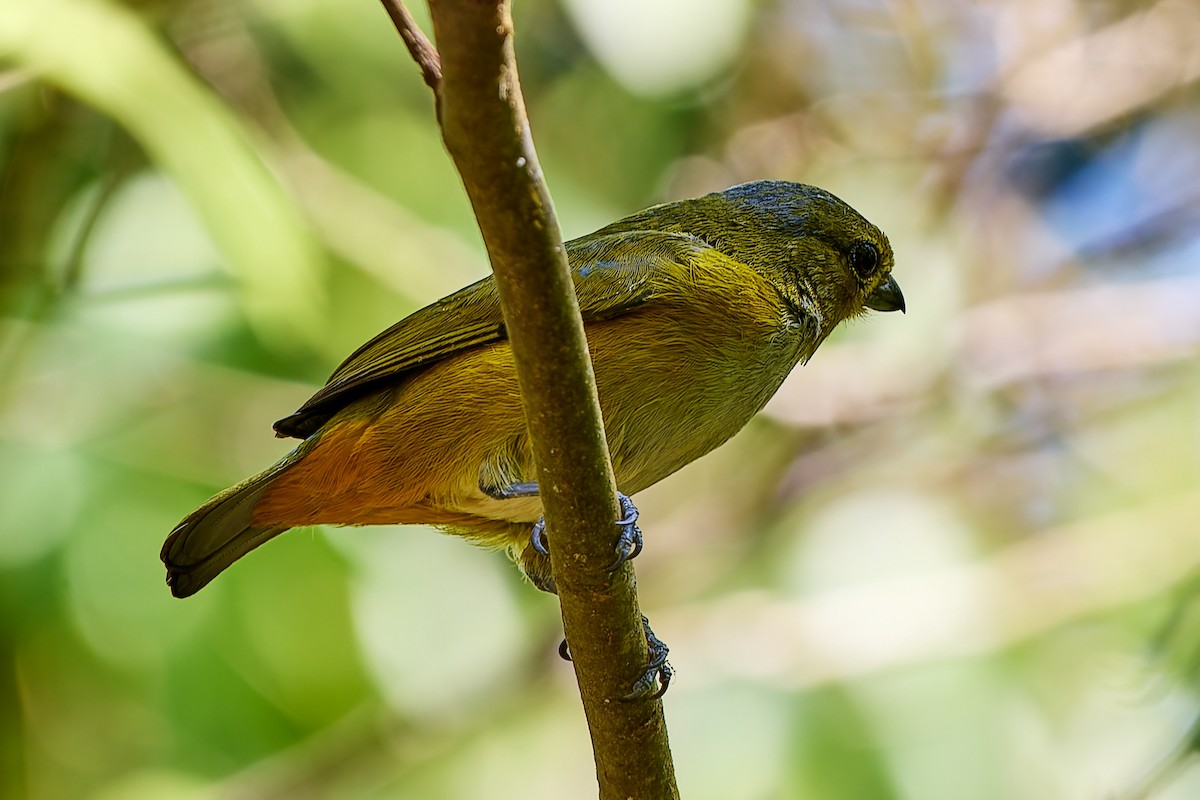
[381,2,678,797]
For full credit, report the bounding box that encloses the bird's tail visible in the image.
[161,459,296,598]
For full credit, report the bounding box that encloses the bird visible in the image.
[161,180,903,691]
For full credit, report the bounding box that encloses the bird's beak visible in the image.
[864,275,905,313]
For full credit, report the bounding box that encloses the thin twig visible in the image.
[377,0,441,90]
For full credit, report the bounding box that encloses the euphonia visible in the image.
[162,180,903,606]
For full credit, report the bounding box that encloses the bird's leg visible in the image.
[486,479,670,698]
[480,480,551,554]
[485,481,540,499]
[481,480,644,569]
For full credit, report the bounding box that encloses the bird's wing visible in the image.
[273,230,713,438]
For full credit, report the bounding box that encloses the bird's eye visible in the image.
[849,241,879,280]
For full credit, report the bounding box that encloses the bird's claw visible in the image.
[558,614,672,700]
[530,517,549,557]
[528,493,643,568]
[622,615,672,701]
[607,493,643,571]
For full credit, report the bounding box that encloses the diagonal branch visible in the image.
[378,0,441,91]
[377,2,678,797]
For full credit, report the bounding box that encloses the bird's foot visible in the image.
[623,615,672,701]
[528,492,642,571]
[608,493,642,570]
[558,614,672,701]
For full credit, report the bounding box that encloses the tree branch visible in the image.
[378,0,441,91]
[377,2,677,798]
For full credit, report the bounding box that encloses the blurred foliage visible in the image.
[1,0,1199,798]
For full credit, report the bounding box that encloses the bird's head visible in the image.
[704,181,903,328]
[618,180,904,334]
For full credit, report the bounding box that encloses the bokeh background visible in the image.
[3,0,1200,798]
